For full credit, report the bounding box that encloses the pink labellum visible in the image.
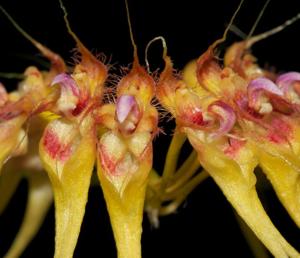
[236,96,263,119]
[267,117,292,144]
[116,95,139,123]
[51,73,80,97]
[247,78,283,113]
[208,101,236,138]
[276,72,300,91]
[224,137,246,158]
[276,72,300,102]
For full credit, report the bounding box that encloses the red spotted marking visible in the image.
[72,95,89,116]
[224,138,246,158]
[267,117,292,144]
[99,144,118,175]
[180,106,208,127]
[189,111,205,125]
[43,129,72,161]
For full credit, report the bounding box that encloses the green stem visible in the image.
[160,171,209,215]
[172,150,198,181]
[0,72,24,79]
[166,151,200,193]
[162,132,186,181]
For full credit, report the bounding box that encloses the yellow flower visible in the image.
[2,1,300,258]
[155,30,300,256]
[0,26,66,257]
[97,58,158,258]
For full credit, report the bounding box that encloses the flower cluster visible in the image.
[1,4,300,258]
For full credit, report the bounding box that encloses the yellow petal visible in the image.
[4,171,53,258]
[247,118,300,227]
[186,130,299,258]
[259,150,300,227]
[97,159,150,258]
[39,118,95,258]
[97,136,152,258]
[182,59,210,97]
[0,115,27,173]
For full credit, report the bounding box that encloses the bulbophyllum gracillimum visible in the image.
[1,2,158,257]
[154,11,300,256]
[96,55,158,258]
[2,0,300,257]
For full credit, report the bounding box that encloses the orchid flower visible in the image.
[39,30,107,258]
[156,34,300,256]
[0,16,66,255]
[2,1,300,258]
[96,57,158,258]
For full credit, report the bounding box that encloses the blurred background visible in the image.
[1,0,300,257]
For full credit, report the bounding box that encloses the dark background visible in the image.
[1,0,300,257]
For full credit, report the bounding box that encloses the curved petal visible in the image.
[208,101,236,138]
[276,72,300,103]
[51,74,81,116]
[276,72,300,92]
[51,73,80,97]
[247,78,283,113]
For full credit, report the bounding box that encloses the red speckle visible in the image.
[72,91,90,116]
[72,98,88,116]
[99,145,118,175]
[0,101,24,120]
[224,138,246,158]
[189,111,204,125]
[234,92,263,120]
[245,106,263,119]
[180,106,208,127]
[43,129,72,161]
[267,117,292,144]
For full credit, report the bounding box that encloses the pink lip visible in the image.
[116,95,139,123]
[247,77,283,110]
[276,71,300,95]
[51,73,80,97]
[208,101,236,138]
